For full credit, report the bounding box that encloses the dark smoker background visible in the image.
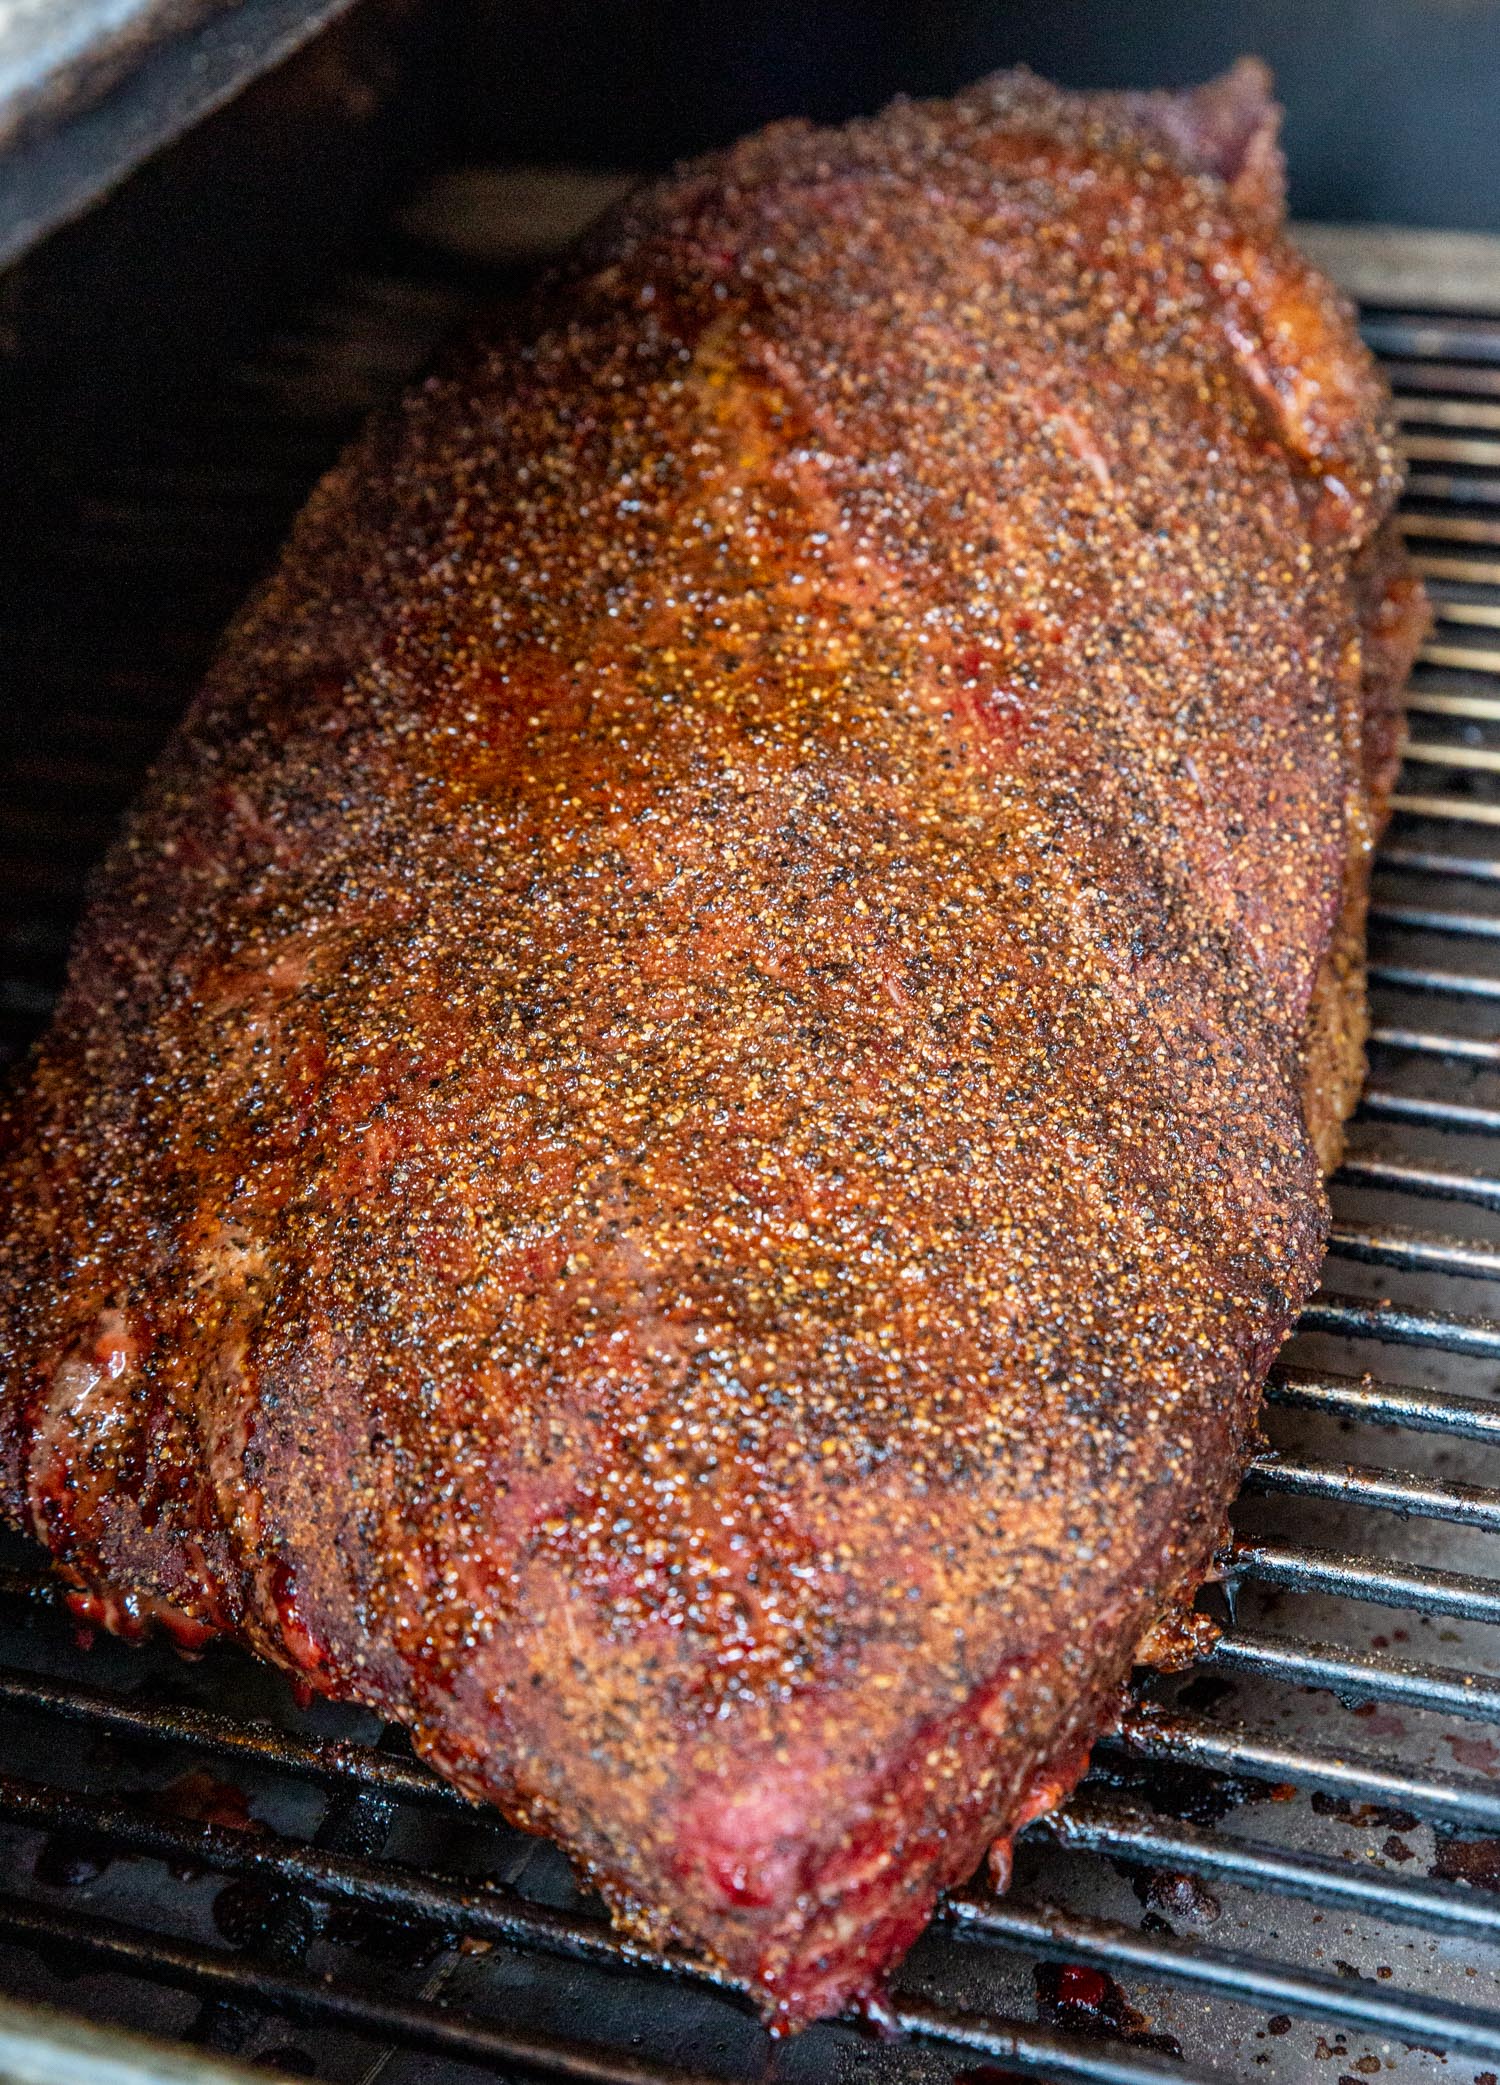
[444,0,1500,232]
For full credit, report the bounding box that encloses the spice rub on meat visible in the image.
[0,60,1425,2030]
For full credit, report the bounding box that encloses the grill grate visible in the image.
[5,238,1500,2083]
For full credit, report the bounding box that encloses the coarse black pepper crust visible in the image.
[0,60,1427,2029]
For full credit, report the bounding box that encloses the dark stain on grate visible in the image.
[6,237,1500,2080]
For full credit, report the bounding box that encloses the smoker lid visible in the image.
[0,0,356,270]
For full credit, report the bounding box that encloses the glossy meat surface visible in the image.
[0,62,1421,2027]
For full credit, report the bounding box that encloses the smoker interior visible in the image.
[7,115,1500,2085]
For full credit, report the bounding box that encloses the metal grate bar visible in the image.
[1410,550,1500,584]
[1378,844,1500,879]
[1397,512,1500,544]
[949,1894,1500,2059]
[1403,740,1500,773]
[1206,1628,1500,1721]
[1370,1022,1500,1060]
[1397,396,1500,430]
[1327,1217,1500,1279]
[1419,640,1500,672]
[1040,1794,1500,1945]
[1389,790,1500,822]
[1364,316,1500,361]
[1402,687,1500,721]
[893,1993,1205,2085]
[1229,1536,1500,1623]
[1430,599,1500,629]
[1389,360,1500,396]
[1242,1451,1500,1530]
[1357,1088,1500,1135]
[1366,960,1500,998]
[1108,1702,1500,1830]
[1404,435,1500,468]
[1331,1156,1500,1210]
[1369,900,1500,938]
[1405,472,1500,508]
[0,1664,470,1813]
[1299,1291,1500,1354]
[1267,1360,1500,1439]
